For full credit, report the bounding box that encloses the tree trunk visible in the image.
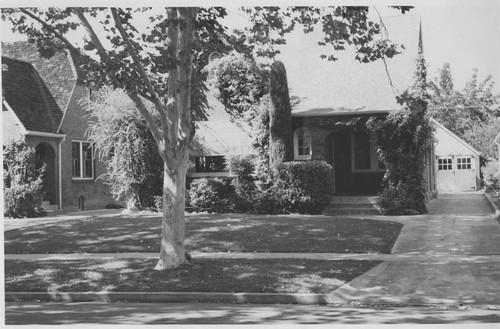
[269,61,293,168]
[155,8,197,270]
[155,155,189,270]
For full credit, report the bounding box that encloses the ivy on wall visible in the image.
[366,53,434,215]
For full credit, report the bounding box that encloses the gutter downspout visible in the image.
[58,136,66,210]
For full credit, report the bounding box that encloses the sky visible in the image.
[1,0,500,93]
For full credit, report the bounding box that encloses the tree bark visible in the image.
[155,8,197,270]
[269,61,293,168]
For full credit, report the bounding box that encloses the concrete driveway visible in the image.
[328,193,500,306]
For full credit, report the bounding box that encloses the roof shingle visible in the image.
[2,56,60,133]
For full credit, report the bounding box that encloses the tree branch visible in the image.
[19,8,85,57]
[127,92,166,158]
[110,8,168,127]
[72,8,165,152]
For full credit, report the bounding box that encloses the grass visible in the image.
[4,214,403,254]
[5,258,381,294]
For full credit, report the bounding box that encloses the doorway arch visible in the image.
[35,142,56,205]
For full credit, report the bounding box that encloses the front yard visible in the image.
[5,258,381,294]
[5,213,403,254]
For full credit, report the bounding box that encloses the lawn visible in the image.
[5,258,381,294]
[4,214,403,254]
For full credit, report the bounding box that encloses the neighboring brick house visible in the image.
[2,42,115,211]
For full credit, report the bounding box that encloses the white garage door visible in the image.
[436,156,476,192]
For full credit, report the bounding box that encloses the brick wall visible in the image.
[59,84,115,210]
[292,116,384,195]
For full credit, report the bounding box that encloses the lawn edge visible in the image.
[5,291,335,305]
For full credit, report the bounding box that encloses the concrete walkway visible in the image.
[5,193,500,308]
[327,193,500,306]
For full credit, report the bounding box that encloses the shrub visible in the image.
[249,190,281,214]
[377,182,423,215]
[188,177,235,213]
[273,161,334,214]
[4,181,46,218]
[483,160,500,194]
[3,139,46,218]
[225,154,256,199]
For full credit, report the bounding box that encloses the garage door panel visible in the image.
[436,156,476,193]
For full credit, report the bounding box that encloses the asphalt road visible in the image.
[5,301,500,325]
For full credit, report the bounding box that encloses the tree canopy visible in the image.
[428,63,500,138]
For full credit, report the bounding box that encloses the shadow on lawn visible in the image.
[4,258,380,294]
[6,302,500,325]
[4,214,403,254]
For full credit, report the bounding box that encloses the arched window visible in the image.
[208,51,222,63]
[294,127,312,160]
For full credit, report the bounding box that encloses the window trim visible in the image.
[437,157,453,171]
[350,133,385,173]
[72,140,95,181]
[293,127,312,160]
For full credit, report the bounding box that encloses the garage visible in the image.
[432,119,481,193]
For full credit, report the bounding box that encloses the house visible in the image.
[194,14,481,203]
[2,41,115,211]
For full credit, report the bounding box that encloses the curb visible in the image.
[484,193,500,218]
[7,292,500,309]
[5,291,336,305]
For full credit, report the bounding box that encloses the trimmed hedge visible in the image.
[188,177,236,213]
[273,161,334,214]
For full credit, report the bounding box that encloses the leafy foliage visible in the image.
[463,118,500,162]
[273,161,334,214]
[205,53,269,122]
[82,87,163,211]
[188,177,235,213]
[428,63,500,139]
[482,160,500,194]
[3,139,46,218]
[367,54,433,215]
[225,154,256,200]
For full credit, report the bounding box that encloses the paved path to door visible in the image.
[327,193,500,306]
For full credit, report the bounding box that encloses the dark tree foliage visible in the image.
[269,61,293,167]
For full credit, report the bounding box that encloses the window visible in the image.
[457,157,472,170]
[351,132,385,172]
[294,128,312,160]
[72,141,94,179]
[195,156,226,173]
[437,158,453,171]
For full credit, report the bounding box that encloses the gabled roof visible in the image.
[277,14,422,116]
[2,56,61,133]
[2,41,77,127]
[431,117,481,156]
